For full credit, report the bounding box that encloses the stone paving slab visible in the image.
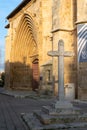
[0,94,29,130]
[0,88,36,97]
[72,100,87,105]
[22,113,87,130]
[0,88,87,105]
[0,88,54,99]
[0,88,87,130]
[0,93,55,130]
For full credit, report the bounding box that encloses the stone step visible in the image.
[42,105,81,116]
[21,100,87,130]
[21,113,43,130]
[21,113,87,130]
[33,110,51,125]
[34,110,87,125]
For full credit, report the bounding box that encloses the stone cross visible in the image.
[47,39,74,101]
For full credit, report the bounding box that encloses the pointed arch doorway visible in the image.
[10,13,39,90]
[32,59,39,90]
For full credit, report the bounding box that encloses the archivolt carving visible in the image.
[11,13,38,63]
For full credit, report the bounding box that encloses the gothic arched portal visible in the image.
[10,14,39,90]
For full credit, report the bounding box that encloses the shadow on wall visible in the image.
[5,60,39,91]
[0,72,5,87]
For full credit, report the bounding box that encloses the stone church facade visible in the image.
[5,0,87,100]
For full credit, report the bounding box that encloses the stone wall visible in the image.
[52,0,77,97]
[5,0,87,100]
[77,0,87,23]
[78,63,87,99]
[5,0,52,90]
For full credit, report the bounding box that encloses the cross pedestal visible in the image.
[47,39,75,113]
[22,40,87,130]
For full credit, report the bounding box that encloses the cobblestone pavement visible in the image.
[0,94,54,130]
[0,89,87,130]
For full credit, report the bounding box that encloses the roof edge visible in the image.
[7,0,31,19]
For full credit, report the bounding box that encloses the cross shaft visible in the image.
[48,39,74,101]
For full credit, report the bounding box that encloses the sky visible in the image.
[0,0,22,71]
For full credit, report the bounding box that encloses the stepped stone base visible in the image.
[21,101,87,130]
